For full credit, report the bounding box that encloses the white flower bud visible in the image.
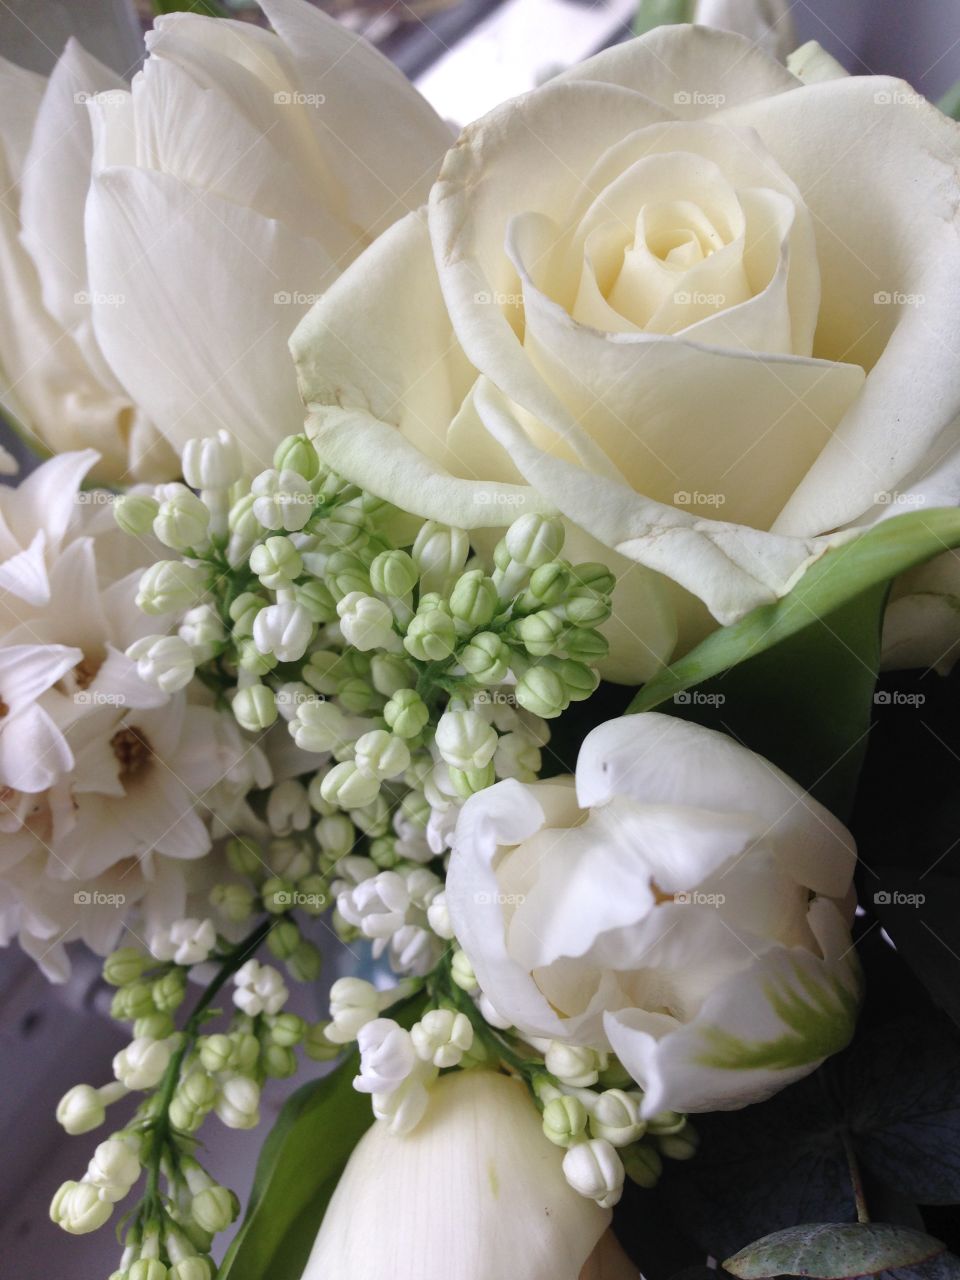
[191,1184,238,1234]
[56,1084,106,1135]
[251,468,315,532]
[182,431,242,490]
[590,1089,645,1146]
[136,561,207,616]
[411,1009,473,1068]
[388,923,441,976]
[326,977,380,1044]
[544,1042,606,1087]
[338,871,409,940]
[250,535,303,590]
[321,761,380,809]
[336,592,396,651]
[290,698,349,754]
[85,1138,140,1203]
[178,604,225,661]
[542,1095,588,1147]
[232,683,278,732]
[153,483,210,551]
[233,959,289,1016]
[426,891,455,940]
[451,949,479,994]
[494,730,542,781]
[266,779,311,835]
[505,514,565,568]
[113,1037,178,1090]
[354,730,410,781]
[114,493,159,537]
[215,1076,261,1129]
[226,493,262,566]
[562,1138,625,1208]
[370,653,415,697]
[478,992,512,1029]
[127,634,196,694]
[353,1018,417,1095]
[370,1060,437,1135]
[150,918,217,967]
[252,601,313,662]
[50,1180,113,1234]
[169,1259,214,1280]
[412,521,469,593]
[435,709,498,772]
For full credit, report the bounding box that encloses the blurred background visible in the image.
[0,0,958,1275]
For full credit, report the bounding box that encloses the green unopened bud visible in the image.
[516,666,568,718]
[370,653,415,697]
[273,434,320,480]
[320,761,380,809]
[542,1095,588,1147]
[111,981,156,1021]
[304,1022,342,1061]
[548,658,599,703]
[294,578,337,624]
[369,549,418,598]
[169,1095,203,1132]
[621,1142,663,1188]
[178,1070,217,1112]
[336,675,377,715]
[236,637,276,676]
[296,873,329,915]
[262,1042,298,1079]
[560,591,612,627]
[315,813,355,857]
[350,793,391,837]
[191,1185,239,1235]
[505,514,564,567]
[226,493,263,566]
[265,1012,305,1047]
[459,631,509,684]
[369,835,400,868]
[226,836,262,877]
[400,789,430,828]
[134,1012,175,1040]
[250,536,302,590]
[645,1109,686,1136]
[232,684,278,733]
[514,610,564,657]
[103,947,146,988]
[266,918,300,958]
[154,483,210,551]
[570,562,616,596]
[528,561,572,606]
[449,570,498,628]
[656,1121,699,1160]
[169,1258,214,1280]
[114,493,159,537]
[384,688,429,739]
[404,609,457,662]
[412,521,469,592]
[153,970,187,1013]
[209,883,255,924]
[229,1032,260,1074]
[286,939,322,983]
[198,1034,233,1074]
[354,730,410,781]
[136,561,208,616]
[228,591,265,639]
[261,877,295,916]
[129,1260,167,1280]
[451,949,478,993]
[562,627,608,662]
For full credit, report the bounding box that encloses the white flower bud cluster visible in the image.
[353,1017,438,1135]
[334,861,444,977]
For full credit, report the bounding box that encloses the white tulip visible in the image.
[81,0,450,469]
[446,713,860,1116]
[302,1070,610,1280]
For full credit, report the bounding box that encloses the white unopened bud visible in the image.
[505,514,565,568]
[153,483,210,551]
[435,709,498,772]
[266,779,311,835]
[50,1180,113,1234]
[354,1018,418,1095]
[182,431,242,489]
[412,521,469,592]
[150,918,216,967]
[544,1042,606,1087]
[411,1009,473,1068]
[338,871,409,940]
[252,601,313,662]
[426,890,454,940]
[85,1138,140,1203]
[191,1184,238,1234]
[251,468,315,532]
[562,1138,624,1208]
[290,699,349,754]
[178,604,225,662]
[478,992,512,1029]
[590,1089,645,1146]
[354,730,410,782]
[320,761,380,809]
[56,1084,107,1135]
[215,1076,261,1129]
[113,1037,178,1090]
[233,959,289,1017]
[127,635,195,694]
[170,1259,214,1280]
[250,536,302,590]
[337,592,396,651]
[114,493,159,537]
[315,813,355,857]
[542,1095,588,1147]
[136,561,207,616]
[451,949,478,994]
[232,683,277,732]
[326,977,380,1044]
[494,731,542,781]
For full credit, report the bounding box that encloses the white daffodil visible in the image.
[447,713,860,1116]
[303,1070,611,1279]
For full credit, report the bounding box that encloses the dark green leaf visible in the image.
[634,0,694,36]
[153,0,228,16]
[725,1223,948,1279]
[937,79,960,121]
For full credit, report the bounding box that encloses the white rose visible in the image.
[692,0,795,60]
[303,1070,611,1280]
[293,27,960,678]
[0,45,175,481]
[445,712,860,1116]
[82,0,451,470]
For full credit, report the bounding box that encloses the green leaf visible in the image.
[219,994,425,1280]
[627,510,960,817]
[724,1223,949,1279]
[937,78,960,121]
[152,0,228,16]
[634,0,694,36]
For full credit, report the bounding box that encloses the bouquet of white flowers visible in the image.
[3,1,960,1278]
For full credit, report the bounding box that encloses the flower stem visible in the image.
[843,1132,869,1224]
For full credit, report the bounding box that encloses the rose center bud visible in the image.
[110,727,153,781]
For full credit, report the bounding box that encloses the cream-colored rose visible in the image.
[0,44,175,482]
[83,0,451,472]
[293,27,960,671]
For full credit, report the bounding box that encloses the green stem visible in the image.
[140,916,274,1218]
[843,1132,870,1224]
